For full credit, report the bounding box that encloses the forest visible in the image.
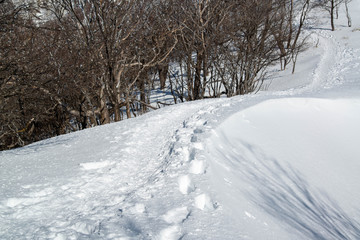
[0,0,350,150]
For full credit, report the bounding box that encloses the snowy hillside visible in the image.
[1,1,360,240]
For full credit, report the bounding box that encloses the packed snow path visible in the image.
[0,98,230,239]
[2,2,360,239]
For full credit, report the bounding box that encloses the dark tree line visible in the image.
[0,0,351,150]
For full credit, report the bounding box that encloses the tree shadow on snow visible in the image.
[216,138,360,239]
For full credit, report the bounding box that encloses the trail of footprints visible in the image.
[75,105,220,239]
[157,106,218,240]
[76,106,218,239]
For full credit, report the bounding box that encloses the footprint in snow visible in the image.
[195,193,216,211]
[175,147,190,162]
[189,159,206,175]
[175,146,196,163]
[191,135,198,143]
[192,142,204,150]
[157,225,183,240]
[159,208,189,239]
[163,207,190,224]
[178,175,195,195]
[193,127,203,134]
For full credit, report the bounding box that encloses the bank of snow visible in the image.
[205,98,360,239]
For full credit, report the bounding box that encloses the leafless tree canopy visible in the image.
[0,0,349,150]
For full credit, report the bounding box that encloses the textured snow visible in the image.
[1,1,360,239]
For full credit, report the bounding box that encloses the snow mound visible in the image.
[206,98,360,239]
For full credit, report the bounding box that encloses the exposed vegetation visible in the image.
[0,0,350,150]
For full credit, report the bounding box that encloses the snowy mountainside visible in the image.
[1,1,360,239]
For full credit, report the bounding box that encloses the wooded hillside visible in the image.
[0,0,349,150]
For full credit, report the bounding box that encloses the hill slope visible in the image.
[1,2,360,239]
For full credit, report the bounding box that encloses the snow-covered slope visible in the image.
[206,98,360,239]
[1,2,360,239]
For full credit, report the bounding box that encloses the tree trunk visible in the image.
[186,51,193,101]
[201,50,208,99]
[100,85,110,124]
[114,102,121,121]
[330,0,335,31]
[125,91,131,119]
[158,64,168,90]
[194,51,203,100]
[139,77,147,114]
[287,0,294,49]
[345,0,352,27]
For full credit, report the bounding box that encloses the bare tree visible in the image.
[0,0,319,150]
[314,0,344,31]
[345,0,352,27]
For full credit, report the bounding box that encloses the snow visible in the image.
[162,207,189,224]
[206,98,360,239]
[189,159,206,175]
[1,1,360,239]
[178,175,195,195]
[194,194,215,211]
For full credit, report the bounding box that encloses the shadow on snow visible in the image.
[213,136,360,239]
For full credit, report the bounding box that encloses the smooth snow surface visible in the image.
[1,1,360,239]
[206,98,360,239]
